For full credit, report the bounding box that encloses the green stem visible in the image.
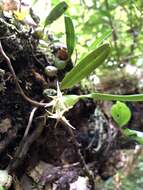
[80,93,143,102]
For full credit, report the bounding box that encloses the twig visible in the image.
[105,0,121,65]
[7,116,46,172]
[77,148,96,190]
[61,121,96,189]
[0,34,16,40]
[23,107,38,138]
[0,41,48,107]
[24,100,44,138]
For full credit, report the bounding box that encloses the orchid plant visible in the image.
[41,1,143,144]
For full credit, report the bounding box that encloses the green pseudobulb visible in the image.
[111,101,131,127]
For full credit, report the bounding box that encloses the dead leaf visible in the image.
[28,161,54,183]
[3,0,19,11]
[14,177,23,190]
[20,174,34,190]
[70,176,90,190]
[0,118,12,133]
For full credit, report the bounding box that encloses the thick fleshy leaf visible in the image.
[29,8,40,24]
[84,93,143,101]
[62,92,143,110]
[61,43,110,89]
[111,101,131,127]
[44,2,68,27]
[64,16,75,59]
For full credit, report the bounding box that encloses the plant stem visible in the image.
[80,93,143,101]
[104,0,121,65]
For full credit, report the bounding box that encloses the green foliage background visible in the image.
[51,0,143,70]
[104,152,143,190]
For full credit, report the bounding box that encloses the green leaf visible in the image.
[62,92,143,108]
[89,30,112,51]
[32,0,38,5]
[84,93,143,101]
[63,95,80,108]
[0,186,5,190]
[79,30,112,62]
[135,0,143,12]
[111,101,131,127]
[44,1,68,27]
[29,8,40,24]
[61,43,110,89]
[61,92,143,114]
[64,16,75,60]
[123,128,143,144]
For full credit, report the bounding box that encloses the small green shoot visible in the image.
[44,1,68,28]
[64,16,75,60]
[29,8,40,24]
